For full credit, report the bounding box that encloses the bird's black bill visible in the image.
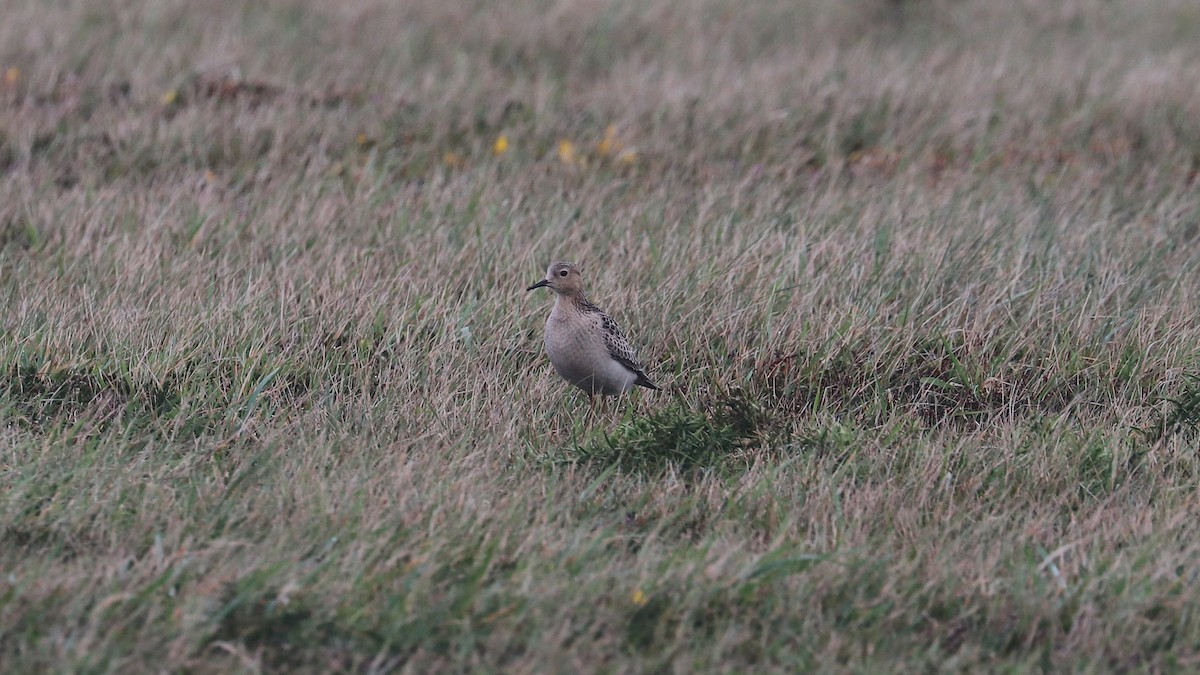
[526,279,550,291]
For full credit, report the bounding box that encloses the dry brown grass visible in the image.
[3,0,1200,671]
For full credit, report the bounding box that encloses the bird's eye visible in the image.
[558,269,568,277]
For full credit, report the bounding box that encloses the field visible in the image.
[3,0,1200,671]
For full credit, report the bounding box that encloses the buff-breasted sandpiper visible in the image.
[527,261,659,400]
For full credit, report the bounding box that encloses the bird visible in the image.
[526,261,659,401]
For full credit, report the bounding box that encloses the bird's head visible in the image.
[526,261,584,296]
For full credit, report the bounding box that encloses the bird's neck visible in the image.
[552,291,589,316]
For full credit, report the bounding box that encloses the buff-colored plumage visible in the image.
[527,261,658,398]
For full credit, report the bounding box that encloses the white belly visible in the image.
[544,313,636,396]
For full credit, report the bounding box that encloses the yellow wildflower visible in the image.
[161,89,178,106]
[3,67,19,87]
[493,134,509,156]
[597,125,619,156]
[631,589,647,606]
[557,140,577,165]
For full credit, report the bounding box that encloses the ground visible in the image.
[2,0,1200,671]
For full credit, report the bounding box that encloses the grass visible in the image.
[3,0,1200,670]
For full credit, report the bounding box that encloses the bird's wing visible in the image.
[599,312,644,374]
[583,301,659,389]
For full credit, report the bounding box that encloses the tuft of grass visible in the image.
[1137,373,1200,444]
[567,391,771,474]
